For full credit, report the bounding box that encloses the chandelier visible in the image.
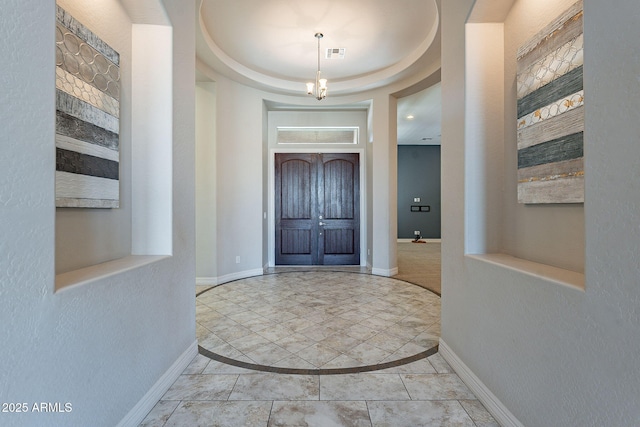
[306,33,328,100]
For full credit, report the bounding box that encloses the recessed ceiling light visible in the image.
[406,115,414,120]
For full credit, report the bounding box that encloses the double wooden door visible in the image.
[275,153,360,265]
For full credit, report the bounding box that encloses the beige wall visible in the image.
[214,78,266,282]
[196,83,218,279]
[441,0,640,425]
[0,1,197,425]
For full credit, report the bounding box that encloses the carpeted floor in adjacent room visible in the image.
[394,241,441,296]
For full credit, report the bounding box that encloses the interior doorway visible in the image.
[275,152,360,265]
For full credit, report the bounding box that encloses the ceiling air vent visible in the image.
[325,48,346,59]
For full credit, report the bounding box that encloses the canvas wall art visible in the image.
[55,5,120,208]
[516,1,584,204]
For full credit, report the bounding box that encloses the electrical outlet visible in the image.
[413,197,421,202]
[414,230,421,236]
[235,256,240,264]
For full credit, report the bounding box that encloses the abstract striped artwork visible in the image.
[516,1,584,204]
[55,6,120,208]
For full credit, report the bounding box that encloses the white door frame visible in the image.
[268,148,367,267]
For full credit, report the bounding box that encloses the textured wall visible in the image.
[0,0,196,425]
[441,0,640,425]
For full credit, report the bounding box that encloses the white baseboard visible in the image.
[196,277,217,286]
[216,268,264,284]
[117,340,198,427]
[196,269,264,287]
[371,267,399,277]
[439,339,524,427]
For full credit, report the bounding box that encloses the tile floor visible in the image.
[139,271,499,426]
[196,272,441,372]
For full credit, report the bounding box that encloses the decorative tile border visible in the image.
[199,345,439,376]
[197,271,441,375]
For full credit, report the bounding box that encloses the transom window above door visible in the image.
[276,127,358,144]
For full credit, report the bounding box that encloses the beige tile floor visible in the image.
[140,271,498,426]
[197,272,441,371]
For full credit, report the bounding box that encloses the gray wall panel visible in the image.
[397,145,441,239]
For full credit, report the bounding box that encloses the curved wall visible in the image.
[195,66,441,280]
[441,1,640,426]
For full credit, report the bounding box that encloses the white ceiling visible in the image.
[196,0,442,145]
[397,82,441,145]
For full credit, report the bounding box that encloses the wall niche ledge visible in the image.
[55,255,170,292]
[466,253,584,291]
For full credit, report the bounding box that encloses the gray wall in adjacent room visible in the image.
[397,145,441,238]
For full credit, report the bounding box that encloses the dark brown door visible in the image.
[275,153,360,265]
